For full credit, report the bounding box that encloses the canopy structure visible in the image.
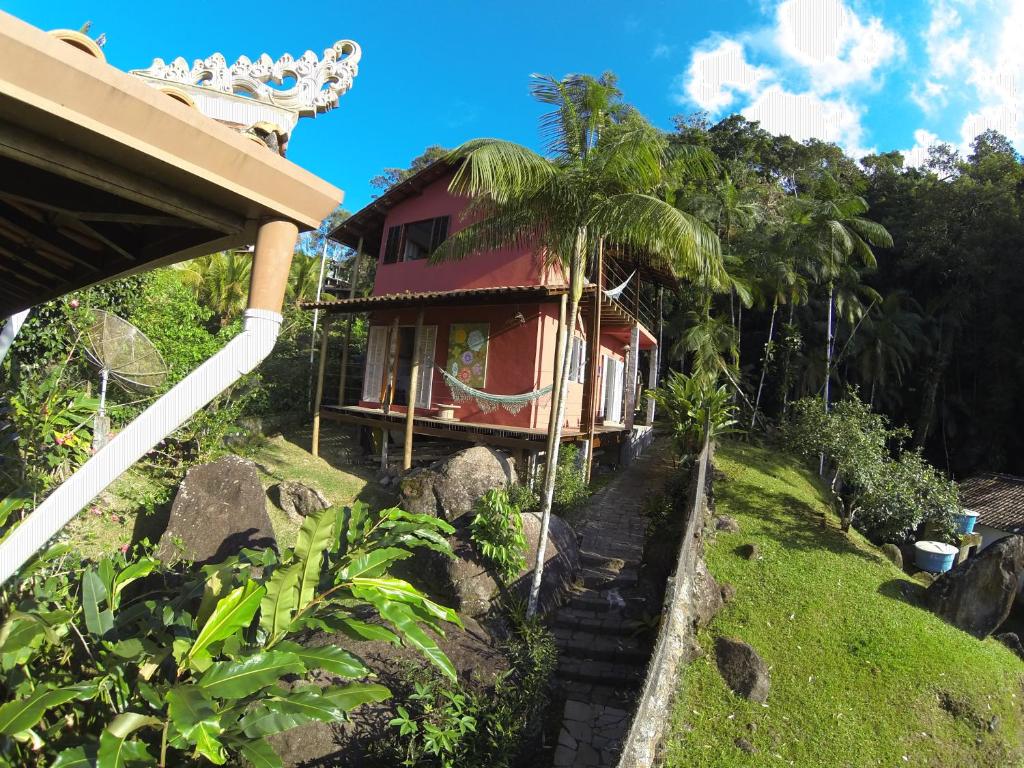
[0,12,343,317]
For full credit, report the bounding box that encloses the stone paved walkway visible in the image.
[550,440,673,768]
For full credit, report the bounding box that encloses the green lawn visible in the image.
[663,441,1024,768]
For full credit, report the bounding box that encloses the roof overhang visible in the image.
[0,12,344,316]
[302,284,571,313]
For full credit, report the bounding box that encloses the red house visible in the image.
[306,160,668,475]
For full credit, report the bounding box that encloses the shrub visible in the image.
[646,371,737,458]
[381,615,557,768]
[471,489,527,584]
[553,444,589,515]
[0,503,459,767]
[783,395,959,542]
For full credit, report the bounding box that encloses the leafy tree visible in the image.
[646,371,736,459]
[174,252,253,327]
[431,72,722,615]
[371,146,449,193]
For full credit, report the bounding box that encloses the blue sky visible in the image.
[6,1,1022,212]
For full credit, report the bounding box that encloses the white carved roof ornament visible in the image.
[130,41,361,150]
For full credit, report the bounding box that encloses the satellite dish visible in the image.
[81,310,168,449]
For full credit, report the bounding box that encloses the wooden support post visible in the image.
[622,324,641,463]
[403,309,424,471]
[337,237,363,405]
[311,316,331,457]
[544,294,569,475]
[645,344,659,425]
[380,317,400,471]
[583,241,603,483]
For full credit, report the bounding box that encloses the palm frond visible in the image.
[446,139,554,203]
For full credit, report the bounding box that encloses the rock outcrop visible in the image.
[272,481,331,521]
[924,535,1024,638]
[881,543,903,569]
[714,637,770,703]
[399,446,517,522]
[155,455,275,564]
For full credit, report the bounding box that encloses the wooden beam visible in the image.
[404,309,425,470]
[311,316,332,457]
[0,200,105,271]
[380,317,400,470]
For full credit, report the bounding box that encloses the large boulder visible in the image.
[155,456,275,564]
[692,558,724,628]
[925,535,1024,638]
[271,481,331,521]
[399,446,517,522]
[434,512,580,618]
[715,637,770,703]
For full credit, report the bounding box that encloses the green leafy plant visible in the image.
[0,503,459,767]
[470,489,527,584]
[646,371,737,458]
[553,444,590,516]
[387,674,480,768]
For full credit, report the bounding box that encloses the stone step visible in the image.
[567,588,644,614]
[558,679,641,710]
[580,565,638,591]
[551,609,636,636]
[556,656,647,689]
[553,628,650,664]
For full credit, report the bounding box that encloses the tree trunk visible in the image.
[914,324,955,448]
[820,283,834,476]
[780,302,797,415]
[750,300,777,431]
[528,229,586,618]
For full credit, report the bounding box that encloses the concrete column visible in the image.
[248,219,298,313]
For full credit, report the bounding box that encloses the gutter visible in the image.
[0,219,298,585]
[0,309,29,365]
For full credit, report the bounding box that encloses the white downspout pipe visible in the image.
[0,219,298,585]
[0,309,30,365]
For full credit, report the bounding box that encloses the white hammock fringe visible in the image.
[604,270,636,301]
[437,366,552,415]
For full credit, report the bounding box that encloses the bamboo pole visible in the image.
[311,316,332,457]
[337,236,363,405]
[403,309,424,471]
[543,294,569,469]
[583,240,603,483]
[381,317,400,471]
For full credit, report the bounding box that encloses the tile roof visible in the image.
[959,472,1024,534]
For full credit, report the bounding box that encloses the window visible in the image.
[568,336,587,384]
[362,324,436,408]
[381,216,450,264]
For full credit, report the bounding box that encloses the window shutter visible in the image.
[362,325,388,402]
[431,216,450,252]
[416,326,437,409]
[384,226,401,264]
[568,337,580,383]
[598,354,608,418]
[577,338,587,383]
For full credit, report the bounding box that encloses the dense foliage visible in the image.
[646,371,736,458]
[0,503,458,766]
[783,396,958,543]
[470,489,527,584]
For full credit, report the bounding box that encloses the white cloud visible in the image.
[652,43,673,60]
[742,85,871,157]
[774,0,902,93]
[682,40,772,111]
[900,128,940,167]
[910,79,948,114]
[921,2,972,80]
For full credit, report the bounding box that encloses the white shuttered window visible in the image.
[362,325,389,402]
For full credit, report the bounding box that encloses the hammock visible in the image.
[604,270,636,301]
[437,366,552,415]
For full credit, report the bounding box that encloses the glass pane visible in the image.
[402,219,433,261]
[383,226,401,264]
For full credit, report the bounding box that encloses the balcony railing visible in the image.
[603,256,659,333]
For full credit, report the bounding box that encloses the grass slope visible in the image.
[663,441,1024,768]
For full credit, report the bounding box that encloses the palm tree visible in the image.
[793,176,892,414]
[849,291,922,407]
[174,251,252,326]
[431,73,722,615]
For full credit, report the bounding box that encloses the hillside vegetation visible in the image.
[664,442,1024,767]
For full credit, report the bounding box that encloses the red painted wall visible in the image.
[372,171,558,295]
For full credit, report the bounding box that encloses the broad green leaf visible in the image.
[0,686,92,735]
[321,683,391,711]
[275,641,369,678]
[198,651,304,699]
[166,686,225,765]
[51,745,97,767]
[187,582,265,664]
[327,617,400,645]
[237,737,284,768]
[373,599,456,681]
[112,559,157,600]
[82,570,113,637]
[294,507,335,608]
[0,619,46,670]
[196,563,233,627]
[339,548,412,580]
[239,705,315,738]
[259,563,301,640]
[108,638,145,660]
[351,577,461,627]
[384,507,456,533]
[96,712,160,768]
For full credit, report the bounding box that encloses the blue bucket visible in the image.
[914,541,959,573]
[953,510,978,535]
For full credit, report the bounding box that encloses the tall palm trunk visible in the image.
[528,228,586,617]
[820,282,834,476]
[750,300,777,431]
[780,302,796,415]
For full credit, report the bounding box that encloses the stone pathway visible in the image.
[550,441,672,768]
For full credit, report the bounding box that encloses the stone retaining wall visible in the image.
[616,440,714,768]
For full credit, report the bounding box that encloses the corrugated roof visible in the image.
[959,472,1024,534]
[301,284,570,313]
